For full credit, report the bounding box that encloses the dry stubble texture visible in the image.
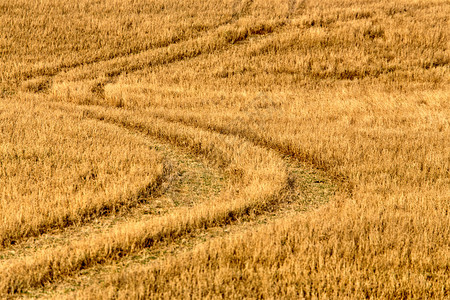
[0,0,449,298]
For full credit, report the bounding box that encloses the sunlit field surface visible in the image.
[0,0,448,298]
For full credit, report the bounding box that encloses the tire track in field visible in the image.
[52,20,281,87]
[13,16,225,82]
[0,99,334,296]
[144,109,354,196]
[0,161,170,249]
[0,132,225,262]
[8,104,333,299]
[23,2,301,98]
[26,168,331,300]
[12,0,259,91]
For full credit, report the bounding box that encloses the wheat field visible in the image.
[0,0,449,298]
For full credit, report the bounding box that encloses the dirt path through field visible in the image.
[0,120,225,262]
[0,99,334,298]
[21,152,333,299]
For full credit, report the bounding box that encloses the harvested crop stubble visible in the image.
[0,0,239,83]
[0,0,449,298]
[67,84,449,299]
[0,99,164,247]
[0,101,289,294]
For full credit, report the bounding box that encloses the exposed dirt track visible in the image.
[0,99,334,297]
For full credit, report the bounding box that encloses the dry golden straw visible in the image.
[0,0,448,298]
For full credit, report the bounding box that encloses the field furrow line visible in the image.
[0,101,289,295]
[0,98,333,297]
[12,3,287,97]
[0,100,173,249]
[0,126,225,262]
[8,2,250,86]
[130,108,354,196]
[52,21,282,86]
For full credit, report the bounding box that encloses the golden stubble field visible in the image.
[0,0,449,298]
